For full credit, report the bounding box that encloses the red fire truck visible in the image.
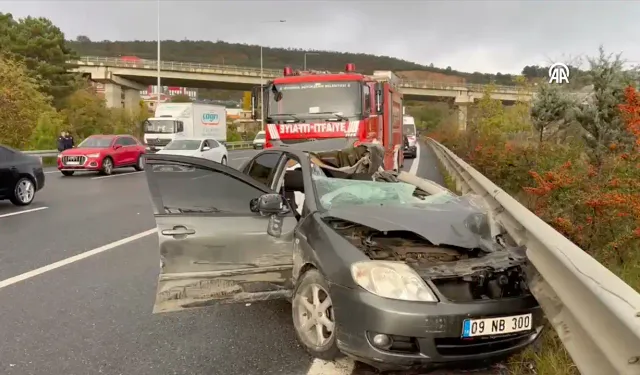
[251,63,405,171]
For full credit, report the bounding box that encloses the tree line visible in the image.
[0,12,148,151]
[70,37,560,87]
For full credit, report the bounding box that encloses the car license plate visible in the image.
[66,161,80,165]
[462,313,532,338]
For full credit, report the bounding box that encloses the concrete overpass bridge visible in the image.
[73,56,534,129]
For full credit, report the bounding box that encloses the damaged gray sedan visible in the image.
[143,140,543,372]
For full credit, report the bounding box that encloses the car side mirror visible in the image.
[250,194,290,237]
[113,144,122,150]
[255,194,287,214]
[201,146,211,151]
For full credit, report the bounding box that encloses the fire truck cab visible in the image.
[251,64,405,171]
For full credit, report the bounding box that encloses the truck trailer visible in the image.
[143,103,227,151]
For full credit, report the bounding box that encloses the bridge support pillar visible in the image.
[103,84,141,113]
[454,94,473,131]
[103,83,124,109]
[456,103,469,131]
[124,88,141,112]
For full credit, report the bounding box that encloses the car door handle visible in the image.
[161,226,196,236]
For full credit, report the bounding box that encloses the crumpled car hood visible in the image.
[324,202,486,249]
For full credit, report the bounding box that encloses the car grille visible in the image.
[62,155,87,165]
[146,138,171,147]
[434,332,532,356]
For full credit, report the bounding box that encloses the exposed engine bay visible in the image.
[329,219,531,302]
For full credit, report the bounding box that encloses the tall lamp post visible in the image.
[304,52,319,70]
[260,20,287,131]
[156,0,161,109]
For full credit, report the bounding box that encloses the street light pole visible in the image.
[303,52,319,70]
[260,45,263,131]
[156,0,161,109]
[260,20,287,131]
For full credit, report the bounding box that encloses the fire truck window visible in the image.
[247,152,282,187]
[363,85,371,113]
[269,81,361,117]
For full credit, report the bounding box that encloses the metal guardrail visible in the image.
[75,56,530,94]
[426,138,640,375]
[22,141,255,158]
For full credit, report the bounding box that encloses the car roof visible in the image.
[170,137,210,141]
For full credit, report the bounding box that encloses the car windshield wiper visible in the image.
[267,113,302,122]
[163,206,229,214]
[313,112,349,121]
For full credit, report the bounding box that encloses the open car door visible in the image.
[144,153,297,314]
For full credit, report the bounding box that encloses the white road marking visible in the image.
[44,170,59,174]
[408,142,421,176]
[0,206,48,219]
[91,171,144,180]
[232,156,250,161]
[306,358,355,375]
[0,228,156,290]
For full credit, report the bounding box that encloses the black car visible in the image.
[142,140,543,372]
[0,145,46,206]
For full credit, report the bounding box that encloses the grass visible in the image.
[506,329,578,375]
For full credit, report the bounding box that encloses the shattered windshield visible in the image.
[312,175,458,210]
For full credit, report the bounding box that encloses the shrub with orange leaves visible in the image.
[434,85,640,293]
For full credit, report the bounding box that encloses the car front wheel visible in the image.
[221,156,227,166]
[292,269,340,360]
[100,157,114,175]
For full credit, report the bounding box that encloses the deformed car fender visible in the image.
[296,212,369,289]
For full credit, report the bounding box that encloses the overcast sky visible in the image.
[1,0,638,74]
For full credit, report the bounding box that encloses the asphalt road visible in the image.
[0,143,501,375]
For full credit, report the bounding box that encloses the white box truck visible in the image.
[143,103,227,151]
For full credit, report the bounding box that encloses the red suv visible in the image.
[57,134,146,176]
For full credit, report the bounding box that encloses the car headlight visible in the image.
[350,261,438,302]
[86,153,100,158]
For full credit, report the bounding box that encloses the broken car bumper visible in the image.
[331,284,544,371]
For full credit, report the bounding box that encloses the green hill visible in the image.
[67,38,518,86]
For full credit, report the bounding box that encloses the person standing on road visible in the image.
[57,131,67,152]
[63,131,75,150]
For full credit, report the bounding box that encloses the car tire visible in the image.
[292,269,341,361]
[221,156,227,166]
[134,154,145,171]
[10,177,36,206]
[61,171,75,176]
[100,157,114,175]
